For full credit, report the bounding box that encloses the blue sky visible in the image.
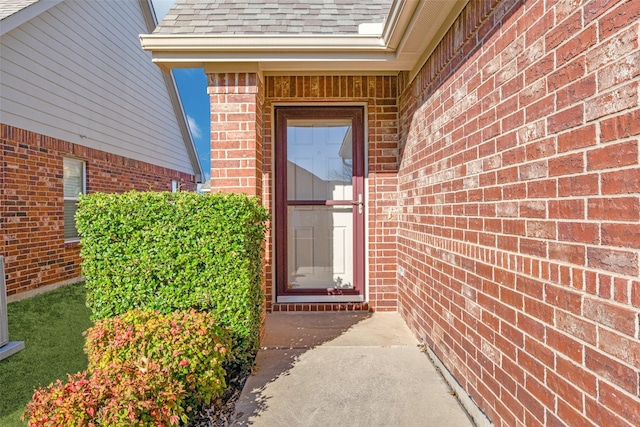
[150,0,210,180]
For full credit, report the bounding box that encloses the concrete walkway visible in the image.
[232,312,475,426]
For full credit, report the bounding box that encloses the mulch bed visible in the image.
[185,368,251,427]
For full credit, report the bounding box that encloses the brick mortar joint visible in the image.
[208,87,259,95]
[397,230,640,281]
[411,305,640,405]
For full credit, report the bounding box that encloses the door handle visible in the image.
[352,194,364,214]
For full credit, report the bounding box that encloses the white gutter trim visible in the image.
[149,50,402,74]
[0,0,63,35]
[381,0,421,49]
[381,0,404,42]
[140,34,388,51]
[151,51,398,62]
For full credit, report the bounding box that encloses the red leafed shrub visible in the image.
[22,359,186,427]
[84,309,231,409]
[23,309,231,426]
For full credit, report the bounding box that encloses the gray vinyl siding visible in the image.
[0,0,194,174]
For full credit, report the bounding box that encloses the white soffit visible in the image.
[140,0,467,75]
[402,0,469,80]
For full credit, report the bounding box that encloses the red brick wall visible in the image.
[398,0,640,426]
[208,72,264,197]
[263,75,399,312]
[1,124,196,297]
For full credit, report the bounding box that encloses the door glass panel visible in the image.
[287,120,352,201]
[277,108,363,296]
[287,205,354,290]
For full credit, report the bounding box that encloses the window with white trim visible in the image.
[63,158,85,241]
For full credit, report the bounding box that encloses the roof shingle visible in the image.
[0,0,39,21]
[153,0,392,35]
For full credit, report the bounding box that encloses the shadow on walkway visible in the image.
[232,312,475,426]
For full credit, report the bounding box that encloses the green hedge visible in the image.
[76,191,268,366]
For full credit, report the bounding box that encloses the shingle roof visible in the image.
[0,0,38,21]
[154,0,393,35]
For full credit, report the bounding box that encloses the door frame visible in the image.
[274,105,367,303]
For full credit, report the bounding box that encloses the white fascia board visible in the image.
[151,50,397,62]
[381,0,421,50]
[142,34,396,73]
[151,51,403,74]
[0,0,63,35]
[140,34,388,52]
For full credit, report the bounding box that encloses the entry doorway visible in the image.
[275,107,365,302]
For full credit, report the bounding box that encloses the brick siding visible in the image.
[208,72,264,197]
[397,0,640,426]
[263,75,400,312]
[1,124,196,297]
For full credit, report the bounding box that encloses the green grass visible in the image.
[0,282,92,427]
